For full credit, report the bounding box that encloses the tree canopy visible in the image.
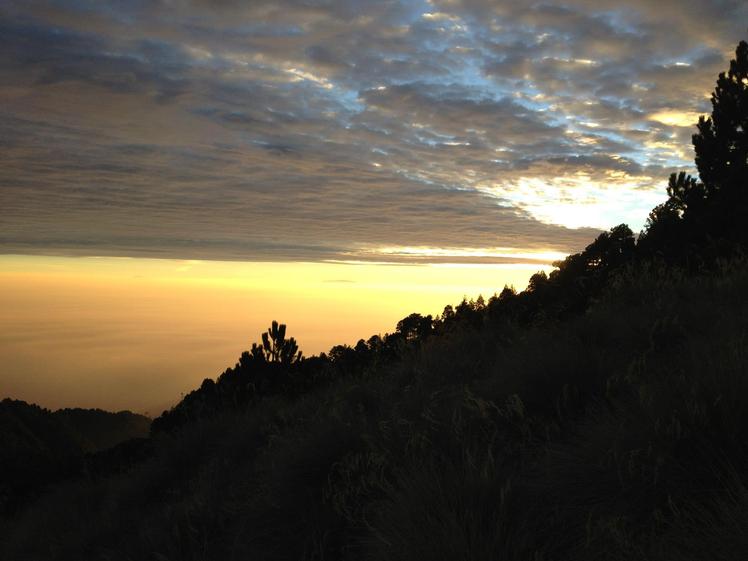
[251,320,302,365]
[643,40,748,255]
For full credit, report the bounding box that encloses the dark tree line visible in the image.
[0,400,150,516]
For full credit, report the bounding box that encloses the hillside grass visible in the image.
[3,259,748,560]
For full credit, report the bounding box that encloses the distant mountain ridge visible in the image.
[53,407,151,452]
[0,398,150,515]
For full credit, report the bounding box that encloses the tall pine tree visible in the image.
[693,40,748,196]
[641,38,748,257]
[692,39,748,240]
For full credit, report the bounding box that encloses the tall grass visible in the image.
[4,259,748,560]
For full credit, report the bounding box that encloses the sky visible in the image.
[1,0,746,411]
[0,255,550,413]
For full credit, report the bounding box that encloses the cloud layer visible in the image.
[1,0,746,263]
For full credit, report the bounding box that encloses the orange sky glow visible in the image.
[0,254,551,413]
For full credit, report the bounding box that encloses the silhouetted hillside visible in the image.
[0,399,150,515]
[2,35,748,561]
[5,259,748,560]
[54,408,151,452]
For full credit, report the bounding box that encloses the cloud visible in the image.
[1,0,745,264]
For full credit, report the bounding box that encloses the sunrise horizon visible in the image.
[5,0,745,413]
[1,251,563,412]
[5,2,748,557]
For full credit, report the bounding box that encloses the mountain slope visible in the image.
[0,399,150,515]
[3,259,748,560]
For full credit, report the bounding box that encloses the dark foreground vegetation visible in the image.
[0,400,150,516]
[2,38,748,561]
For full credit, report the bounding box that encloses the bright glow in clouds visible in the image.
[2,0,743,264]
[649,110,705,127]
[0,255,551,412]
[484,175,666,230]
[369,246,568,263]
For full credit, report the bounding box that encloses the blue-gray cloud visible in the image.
[1,0,746,263]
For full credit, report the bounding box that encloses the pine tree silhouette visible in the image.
[693,40,748,200]
[692,39,748,241]
[641,39,748,256]
[251,321,303,364]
